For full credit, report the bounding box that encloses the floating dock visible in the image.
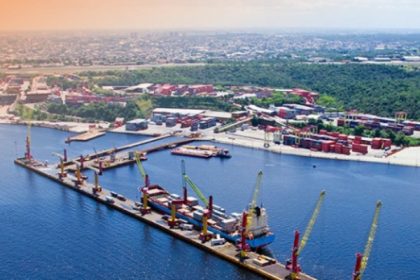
[65,129,106,143]
[14,157,316,280]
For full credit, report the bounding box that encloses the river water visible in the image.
[0,124,419,279]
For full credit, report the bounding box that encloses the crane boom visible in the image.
[246,171,263,232]
[184,175,208,206]
[250,171,263,210]
[359,200,382,278]
[135,153,147,179]
[298,190,326,255]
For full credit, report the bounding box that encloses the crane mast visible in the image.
[246,171,263,232]
[25,109,33,161]
[135,152,149,187]
[288,190,326,280]
[298,190,326,255]
[184,175,208,206]
[353,201,382,280]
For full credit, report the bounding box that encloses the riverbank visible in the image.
[211,132,420,168]
[0,119,110,133]
[1,121,419,167]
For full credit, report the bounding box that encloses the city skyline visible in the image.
[0,0,420,31]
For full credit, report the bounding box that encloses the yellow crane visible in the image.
[183,175,208,206]
[239,171,263,258]
[288,190,326,280]
[181,159,208,206]
[181,160,213,242]
[135,152,151,214]
[25,108,33,161]
[353,201,382,280]
[246,171,263,234]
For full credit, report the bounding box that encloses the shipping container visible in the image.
[342,146,351,155]
[334,143,342,154]
[338,134,348,141]
[352,143,368,154]
[382,139,392,148]
[371,138,383,149]
[353,136,362,144]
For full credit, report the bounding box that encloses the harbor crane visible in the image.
[52,149,68,179]
[246,171,263,234]
[24,109,33,161]
[135,152,151,214]
[239,171,263,258]
[352,201,382,280]
[181,160,213,242]
[287,190,326,280]
[135,152,150,187]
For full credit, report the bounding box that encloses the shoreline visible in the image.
[210,133,420,168]
[1,121,419,168]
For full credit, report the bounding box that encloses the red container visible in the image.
[335,143,343,154]
[353,136,362,144]
[320,129,327,135]
[352,143,368,154]
[322,142,330,152]
[382,139,392,148]
[342,146,351,155]
[371,138,382,149]
[331,132,340,138]
[338,134,348,141]
[337,119,345,126]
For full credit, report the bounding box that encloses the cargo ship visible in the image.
[171,145,232,159]
[141,184,275,249]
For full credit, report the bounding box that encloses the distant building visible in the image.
[124,83,153,93]
[402,56,420,62]
[283,104,314,115]
[152,108,204,118]
[154,84,176,96]
[126,119,148,131]
[189,84,214,94]
[353,56,369,62]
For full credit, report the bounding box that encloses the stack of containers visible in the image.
[371,138,383,149]
[341,146,351,155]
[382,139,392,149]
[352,143,368,154]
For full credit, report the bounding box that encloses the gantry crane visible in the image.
[135,152,151,214]
[287,190,326,280]
[353,201,382,280]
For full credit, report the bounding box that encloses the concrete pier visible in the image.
[15,158,316,280]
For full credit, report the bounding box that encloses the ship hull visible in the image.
[149,200,275,249]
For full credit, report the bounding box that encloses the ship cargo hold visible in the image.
[142,185,275,249]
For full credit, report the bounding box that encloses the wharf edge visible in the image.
[14,158,316,280]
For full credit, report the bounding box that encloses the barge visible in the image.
[171,144,231,159]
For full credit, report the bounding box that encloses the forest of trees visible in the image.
[81,62,420,119]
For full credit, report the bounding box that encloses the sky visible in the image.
[0,0,419,31]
